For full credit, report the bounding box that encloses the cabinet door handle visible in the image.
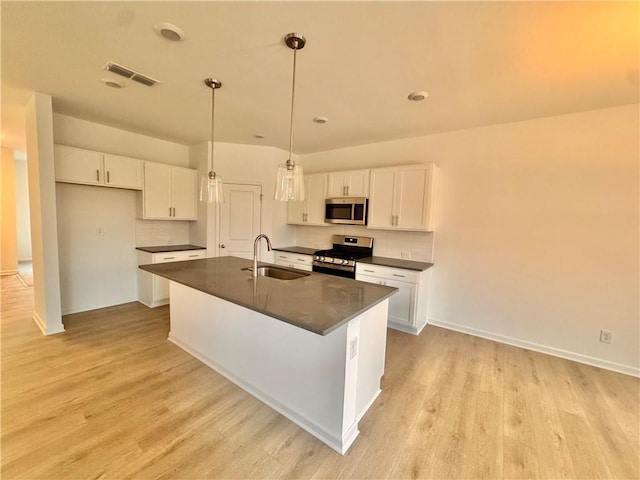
[106,171,110,183]
[278,255,286,259]
[220,244,226,249]
[96,169,100,182]
[393,274,406,278]
[169,207,172,217]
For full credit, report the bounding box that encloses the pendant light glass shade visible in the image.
[274,162,304,201]
[200,171,224,203]
[200,78,224,204]
[275,33,306,202]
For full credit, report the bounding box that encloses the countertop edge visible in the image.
[136,244,206,253]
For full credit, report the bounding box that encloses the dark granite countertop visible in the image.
[272,246,318,256]
[359,256,433,271]
[136,244,206,254]
[139,256,397,336]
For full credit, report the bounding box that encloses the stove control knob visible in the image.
[327,258,334,263]
[340,259,348,265]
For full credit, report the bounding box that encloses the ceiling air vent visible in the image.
[103,61,161,87]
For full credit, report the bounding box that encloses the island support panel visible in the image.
[167,281,388,454]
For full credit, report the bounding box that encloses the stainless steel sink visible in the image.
[242,266,309,280]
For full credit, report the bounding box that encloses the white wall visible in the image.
[14,155,32,261]
[53,114,190,166]
[56,184,138,314]
[300,104,639,375]
[52,115,192,314]
[190,141,296,260]
[25,93,64,334]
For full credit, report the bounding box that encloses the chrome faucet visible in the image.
[252,234,272,277]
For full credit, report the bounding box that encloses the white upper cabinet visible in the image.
[54,145,142,190]
[140,162,197,220]
[368,163,438,231]
[287,173,328,226]
[327,169,369,197]
[102,154,142,189]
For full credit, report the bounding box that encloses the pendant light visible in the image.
[200,78,224,204]
[275,33,306,202]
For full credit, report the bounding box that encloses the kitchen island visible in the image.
[139,256,397,454]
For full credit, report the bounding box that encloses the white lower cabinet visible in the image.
[137,249,206,307]
[273,252,313,272]
[356,263,430,335]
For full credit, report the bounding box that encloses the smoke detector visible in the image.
[101,78,124,89]
[154,22,185,42]
[408,91,429,101]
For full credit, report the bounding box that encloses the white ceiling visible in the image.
[2,1,638,153]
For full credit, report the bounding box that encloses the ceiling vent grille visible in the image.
[103,61,161,87]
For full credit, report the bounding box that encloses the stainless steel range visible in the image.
[312,235,373,279]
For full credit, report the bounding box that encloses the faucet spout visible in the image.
[252,234,272,277]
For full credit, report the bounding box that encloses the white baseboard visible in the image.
[32,311,65,335]
[168,332,356,454]
[61,296,139,316]
[428,318,639,378]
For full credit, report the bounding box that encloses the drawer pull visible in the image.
[363,269,375,273]
[188,254,199,258]
[163,256,175,260]
[296,258,307,262]
[393,274,406,278]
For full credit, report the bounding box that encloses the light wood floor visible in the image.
[1,275,638,479]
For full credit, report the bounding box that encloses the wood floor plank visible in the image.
[2,275,638,479]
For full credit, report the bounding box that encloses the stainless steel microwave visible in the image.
[325,197,368,225]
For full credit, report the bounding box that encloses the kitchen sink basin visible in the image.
[243,266,309,280]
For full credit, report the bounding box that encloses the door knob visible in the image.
[220,244,226,248]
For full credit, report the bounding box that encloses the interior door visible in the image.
[219,184,262,260]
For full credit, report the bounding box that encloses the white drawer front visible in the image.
[275,252,312,266]
[153,249,206,263]
[356,263,418,283]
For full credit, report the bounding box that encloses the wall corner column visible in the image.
[25,92,64,335]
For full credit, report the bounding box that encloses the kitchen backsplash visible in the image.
[135,220,191,247]
[295,225,434,262]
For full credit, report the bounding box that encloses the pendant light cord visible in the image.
[210,85,216,177]
[288,47,297,167]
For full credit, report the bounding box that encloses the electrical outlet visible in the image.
[599,329,613,344]
[167,239,173,244]
[401,251,411,259]
[96,227,104,237]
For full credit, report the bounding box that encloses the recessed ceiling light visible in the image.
[101,78,124,89]
[313,116,328,124]
[253,133,265,139]
[408,91,429,101]
[154,22,185,42]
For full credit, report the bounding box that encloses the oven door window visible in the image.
[326,204,353,221]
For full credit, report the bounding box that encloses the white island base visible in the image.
[167,281,389,454]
